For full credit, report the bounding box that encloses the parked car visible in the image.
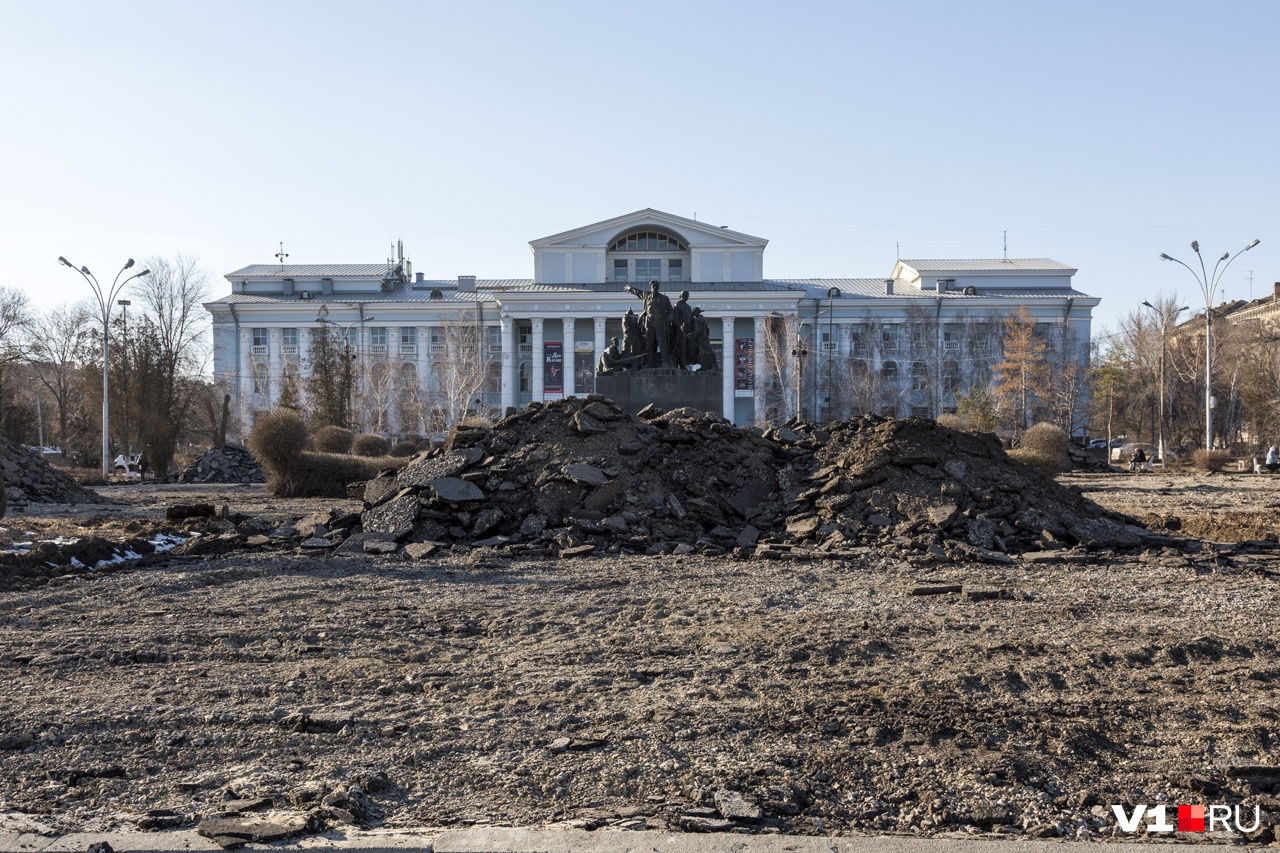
[1087,439,1108,449]
[1111,442,1159,467]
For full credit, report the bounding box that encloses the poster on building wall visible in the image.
[544,342,563,394]
[574,351,595,394]
[734,338,754,391]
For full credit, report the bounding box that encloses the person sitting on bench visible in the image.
[1267,445,1279,473]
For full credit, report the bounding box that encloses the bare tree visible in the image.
[0,287,33,441]
[761,314,800,423]
[27,302,94,452]
[410,319,494,438]
[125,254,213,472]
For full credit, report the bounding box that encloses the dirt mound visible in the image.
[0,438,104,509]
[779,417,1143,558]
[169,443,265,484]
[361,396,795,557]
[360,397,1145,559]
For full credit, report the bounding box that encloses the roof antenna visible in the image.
[1003,230,1008,260]
[895,241,900,261]
[1247,269,1254,300]
[276,242,289,271]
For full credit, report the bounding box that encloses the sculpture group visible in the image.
[597,281,718,374]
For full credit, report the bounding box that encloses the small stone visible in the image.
[908,584,962,596]
[362,539,398,555]
[405,542,441,559]
[300,537,334,549]
[563,463,608,487]
[714,789,762,822]
[427,477,485,504]
[559,544,596,558]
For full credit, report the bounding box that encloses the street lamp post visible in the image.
[826,287,840,421]
[58,256,150,479]
[790,334,809,419]
[1140,301,1188,470]
[1160,239,1260,451]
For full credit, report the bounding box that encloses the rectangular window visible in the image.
[488,326,502,352]
[943,327,959,351]
[613,260,628,282]
[344,328,359,351]
[668,259,684,282]
[252,328,268,348]
[400,327,416,347]
[881,325,899,353]
[281,328,298,347]
[635,259,661,282]
[370,327,388,347]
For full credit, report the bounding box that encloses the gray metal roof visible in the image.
[772,279,1091,300]
[900,259,1076,273]
[227,264,393,279]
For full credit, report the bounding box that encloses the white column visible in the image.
[839,324,852,358]
[500,316,515,412]
[593,316,607,355]
[753,315,767,424]
[238,328,252,423]
[417,325,430,402]
[721,316,736,422]
[531,317,545,402]
[267,328,281,407]
[563,318,576,398]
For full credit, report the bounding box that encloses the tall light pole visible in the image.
[827,287,840,421]
[58,256,150,479]
[1140,300,1188,470]
[1160,239,1260,451]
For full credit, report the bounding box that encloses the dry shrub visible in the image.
[313,425,354,454]
[1192,449,1232,473]
[248,409,309,471]
[352,434,390,457]
[1009,423,1069,476]
[391,440,420,457]
[936,413,969,432]
[273,451,405,498]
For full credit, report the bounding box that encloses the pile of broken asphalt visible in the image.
[356,396,1155,562]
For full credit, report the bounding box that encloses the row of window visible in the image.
[250,327,505,353]
[846,358,989,393]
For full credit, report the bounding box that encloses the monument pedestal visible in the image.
[595,369,722,417]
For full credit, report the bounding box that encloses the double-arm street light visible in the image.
[58,256,150,479]
[317,311,375,430]
[1159,239,1260,452]
[1140,301,1188,470]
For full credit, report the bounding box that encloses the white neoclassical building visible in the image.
[205,209,1099,437]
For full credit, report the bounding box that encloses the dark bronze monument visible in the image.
[595,281,722,416]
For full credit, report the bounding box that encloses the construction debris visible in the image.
[0,438,104,509]
[360,396,1145,559]
[169,443,266,484]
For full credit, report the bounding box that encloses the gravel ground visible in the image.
[1,479,1279,845]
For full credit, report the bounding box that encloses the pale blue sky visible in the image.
[1,0,1276,331]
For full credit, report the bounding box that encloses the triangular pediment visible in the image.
[531,208,768,250]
